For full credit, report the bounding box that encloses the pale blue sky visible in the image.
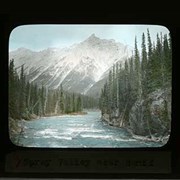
[9,25,170,51]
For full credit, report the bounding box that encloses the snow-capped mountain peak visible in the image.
[9,35,132,96]
[86,33,99,42]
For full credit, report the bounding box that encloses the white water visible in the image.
[13,111,162,148]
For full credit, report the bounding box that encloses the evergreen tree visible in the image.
[147,29,153,59]
[112,64,117,109]
[31,84,39,115]
[59,85,65,113]
[141,32,148,98]
[115,62,119,109]
[72,93,75,112]
[40,86,45,115]
[9,59,19,119]
[25,81,31,118]
[99,82,108,115]
[134,36,141,98]
[77,95,82,112]
[64,94,70,114]
[18,65,26,118]
[146,29,155,93]
[118,63,123,113]
[156,33,164,87]
[163,34,172,84]
[108,70,113,113]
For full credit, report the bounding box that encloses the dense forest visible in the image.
[99,30,172,139]
[9,61,98,120]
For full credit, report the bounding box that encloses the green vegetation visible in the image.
[9,62,98,120]
[99,29,171,137]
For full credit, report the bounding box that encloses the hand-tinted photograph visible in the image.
[9,25,171,148]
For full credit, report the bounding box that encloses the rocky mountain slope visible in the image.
[9,34,132,95]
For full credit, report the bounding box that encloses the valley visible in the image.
[9,30,171,147]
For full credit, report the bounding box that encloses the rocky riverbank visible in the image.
[101,88,171,144]
[9,113,39,142]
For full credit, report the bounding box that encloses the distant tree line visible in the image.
[9,61,98,120]
[99,29,172,127]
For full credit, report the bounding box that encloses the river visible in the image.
[13,111,163,148]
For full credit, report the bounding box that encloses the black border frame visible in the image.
[0,12,179,179]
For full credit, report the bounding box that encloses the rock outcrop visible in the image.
[101,88,171,143]
[129,88,171,138]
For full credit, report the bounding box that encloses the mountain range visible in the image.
[9,34,132,97]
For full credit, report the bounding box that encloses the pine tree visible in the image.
[168,33,172,84]
[19,65,26,118]
[118,63,123,114]
[99,82,108,115]
[40,85,45,116]
[147,29,153,59]
[129,57,136,99]
[163,34,172,85]
[43,87,48,115]
[25,81,31,118]
[115,62,119,109]
[156,33,164,87]
[72,93,76,112]
[112,64,117,109]
[141,32,148,98]
[9,59,19,119]
[146,29,155,93]
[134,36,141,98]
[59,85,65,114]
[64,94,69,114]
[38,87,43,116]
[108,70,113,113]
[31,84,39,115]
[77,95,82,112]
[123,60,130,122]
